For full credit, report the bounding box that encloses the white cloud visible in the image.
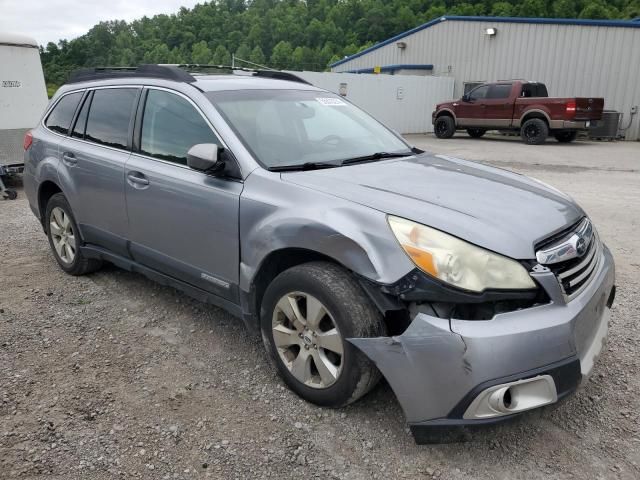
[0,0,203,46]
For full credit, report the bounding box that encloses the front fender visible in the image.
[238,169,415,292]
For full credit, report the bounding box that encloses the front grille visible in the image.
[547,232,602,300]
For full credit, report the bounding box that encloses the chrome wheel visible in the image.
[272,292,344,389]
[49,206,76,264]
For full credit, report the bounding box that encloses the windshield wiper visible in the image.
[340,151,414,165]
[268,161,341,172]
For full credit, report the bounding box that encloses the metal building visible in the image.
[330,16,640,140]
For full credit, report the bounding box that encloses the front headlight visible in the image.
[387,216,536,292]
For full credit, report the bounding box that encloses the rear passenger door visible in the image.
[57,87,140,256]
[481,83,514,127]
[124,87,242,302]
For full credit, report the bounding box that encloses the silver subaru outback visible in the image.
[23,65,615,443]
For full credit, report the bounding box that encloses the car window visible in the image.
[521,83,549,98]
[140,89,221,165]
[468,85,489,100]
[85,88,138,150]
[45,92,83,135]
[487,84,512,99]
[208,89,410,168]
[71,92,92,139]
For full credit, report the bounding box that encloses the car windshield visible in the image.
[206,89,411,169]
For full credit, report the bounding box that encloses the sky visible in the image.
[0,0,203,47]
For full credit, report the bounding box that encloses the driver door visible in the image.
[124,87,243,302]
[456,84,490,127]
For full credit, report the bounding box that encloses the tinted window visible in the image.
[85,88,138,150]
[487,84,512,99]
[71,92,91,139]
[469,85,489,100]
[45,92,83,134]
[521,83,549,98]
[140,89,220,165]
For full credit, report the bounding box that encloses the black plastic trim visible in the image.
[380,268,539,304]
[80,245,243,319]
[68,65,195,84]
[409,357,581,444]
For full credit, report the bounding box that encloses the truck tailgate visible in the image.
[574,97,604,121]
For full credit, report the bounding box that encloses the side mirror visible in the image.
[462,94,471,102]
[187,144,225,174]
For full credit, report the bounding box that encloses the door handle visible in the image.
[62,151,77,166]
[127,172,150,187]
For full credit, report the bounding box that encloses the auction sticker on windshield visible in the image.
[316,97,347,106]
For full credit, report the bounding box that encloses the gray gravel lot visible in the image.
[1,134,639,479]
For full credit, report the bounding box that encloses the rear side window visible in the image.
[85,88,138,150]
[487,84,512,99]
[71,92,92,139]
[521,83,549,98]
[140,89,220,165]
[45,92,83,135]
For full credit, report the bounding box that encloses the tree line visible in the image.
[41,0,640,87]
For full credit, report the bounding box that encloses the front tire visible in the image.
[520,118,549,145]
[434,115,456,139]
[554,131,578,143]
[260,262,384,407]
[466,128,486,138]
[45,193,102,275]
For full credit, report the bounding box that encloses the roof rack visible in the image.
[67,64,311,85]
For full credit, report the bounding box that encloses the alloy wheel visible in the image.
[50,207,76,264]
[271,292,344,389]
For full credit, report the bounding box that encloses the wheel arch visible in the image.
[435,108,457,122]
[519,109,551,127]
[37,180,63,230]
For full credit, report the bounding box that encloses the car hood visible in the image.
[282,153,584,260]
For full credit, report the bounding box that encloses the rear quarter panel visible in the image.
[23,125,62,220]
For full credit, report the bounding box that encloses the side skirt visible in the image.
[80,245,244,320]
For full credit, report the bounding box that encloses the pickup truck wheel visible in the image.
[260,261,384,407]
[434,116,455,139]
[521,118,549,145]
[554,131,578,143]
[466,128,486,138]
[45,193,103,275]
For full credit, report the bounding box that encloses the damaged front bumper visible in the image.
[348,246,615,444]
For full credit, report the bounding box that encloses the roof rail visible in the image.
[68,64,195,84]
[67,63,311,85]
[174,64,311,85]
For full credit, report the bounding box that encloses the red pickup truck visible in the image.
[432,81,604,144]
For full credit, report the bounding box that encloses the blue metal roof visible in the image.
[344,64,434,74]
[330,15,640,68]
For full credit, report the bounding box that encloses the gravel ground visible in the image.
[1,135,639,479]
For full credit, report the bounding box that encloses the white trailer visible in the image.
[0,33,48,199]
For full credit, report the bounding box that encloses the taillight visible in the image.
[23,131,33,150]
[566,101,576,117]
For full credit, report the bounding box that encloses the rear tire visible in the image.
[554,131,578,143]
[3,189,18,200]
[466,128,486,138]
[260,262,384,407]
[434,115,456,139]
[520,118,549,145]
[45,193,102,275]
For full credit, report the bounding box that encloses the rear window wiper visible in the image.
[268,161,341,172]
[340,151,414,165]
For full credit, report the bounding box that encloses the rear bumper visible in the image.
[348,246,615,443]
[549,119,594,130]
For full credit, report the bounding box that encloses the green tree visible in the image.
[249,45,266,66]
[270,41,294,68]
[191,41,212,64]
[212,45,231,65]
